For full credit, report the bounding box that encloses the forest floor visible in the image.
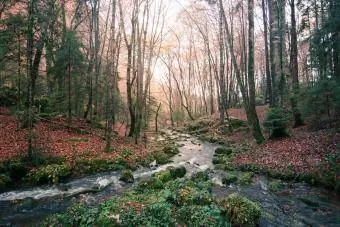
[181,105,339,190]
[0,107,155,163]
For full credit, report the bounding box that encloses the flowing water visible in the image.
[0,130,339,226]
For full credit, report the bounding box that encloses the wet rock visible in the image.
[119,170,134,183]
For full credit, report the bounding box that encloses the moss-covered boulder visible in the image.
[215,147,233,156]
[154,170,173,183]
[163,145,179,155]
[220,193,261,226]
[155,152,171,165]
[119,169,134,183]
[222,173,238,185]
[168,166,186,179]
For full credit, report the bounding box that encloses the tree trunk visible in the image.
[247,0,265,143]
[262,0,272,104]
[290,0,303,127]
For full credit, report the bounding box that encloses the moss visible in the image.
[190,171,210,183]
[238,172,254,185]
[222,173,238,185]
[154,152,172,165]
[154,170,173,183]
[168,166,187,179]
[163,145,179,155]
[220,193,261,226]
[119,169,134,183]
[215,147,233,156]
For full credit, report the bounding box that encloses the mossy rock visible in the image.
[119,169,134,183]
[168,166,187,179]
[162,145,179,155]
[238,172,254,185]
[190,171,210,182]
[154,170,173,183]
[212,157,224,165]
[155,153,171,165]
[137,177,164,190]
[220,193,261,226]
[222,173,238,185]
[215,147,233,156]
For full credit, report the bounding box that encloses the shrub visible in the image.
[190,171,210,182]
[119,169,134,183]
[220,193,261,226]
[29,164,71,184]
[264,107,290,138]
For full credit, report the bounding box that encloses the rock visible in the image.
[150,160,157,168]
[119,170,134,183]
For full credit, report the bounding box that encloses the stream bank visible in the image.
[0,130,339,226]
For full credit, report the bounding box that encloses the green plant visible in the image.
[264,107,290,138]
[120,201,175,226]
[29,164,71,184]
[176,205,228,226]
[220,193,261,226]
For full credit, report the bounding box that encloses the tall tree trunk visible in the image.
[218,0,226,124]
[247,0,265,143]
[268,0,283,107]
[290,0,303,127]
[262,0,272,104]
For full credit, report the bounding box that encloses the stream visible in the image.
[0,130,339,226]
